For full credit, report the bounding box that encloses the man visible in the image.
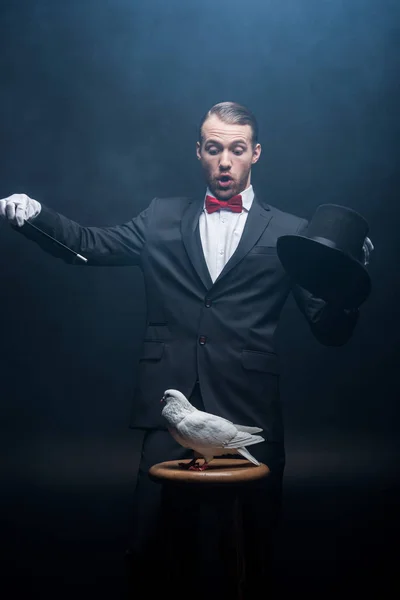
[0,102,368,595]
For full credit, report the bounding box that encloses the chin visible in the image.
[211,186,237,200]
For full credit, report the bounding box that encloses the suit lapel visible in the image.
[181,194,273,290]
[214,195,273,284]
[181,198,214,290]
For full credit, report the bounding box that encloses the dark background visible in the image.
[0,0,399,596]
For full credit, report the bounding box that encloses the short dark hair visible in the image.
[198,101,259,146]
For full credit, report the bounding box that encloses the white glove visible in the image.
[362,236,374,266]
[0,193,42,227]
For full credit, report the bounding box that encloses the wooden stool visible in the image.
[149,458,270,599]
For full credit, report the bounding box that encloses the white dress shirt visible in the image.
[199,185,254,283]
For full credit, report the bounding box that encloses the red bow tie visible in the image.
[205,194,243,214]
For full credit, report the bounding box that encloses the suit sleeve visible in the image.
[14,199,156,266]
[291,218,360,346]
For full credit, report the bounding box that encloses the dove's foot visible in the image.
[178,458,210,470]
[178,458,199,470]
[189,462,209,471]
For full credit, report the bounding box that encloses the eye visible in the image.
[206,146,219,155]
[233,147,245,156]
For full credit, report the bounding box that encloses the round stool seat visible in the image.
[149,458,270,485]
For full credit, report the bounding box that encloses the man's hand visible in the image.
[0,193,42,227]
[362,236,374,266]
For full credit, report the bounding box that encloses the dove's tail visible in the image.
[234,424,263,434]
[236,447,261,466]
[240,434,265,447]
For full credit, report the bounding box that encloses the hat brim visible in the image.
[277,235,371,308]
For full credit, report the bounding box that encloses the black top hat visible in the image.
[276,204,371,309]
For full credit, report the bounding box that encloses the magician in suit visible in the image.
[0,102,373,595]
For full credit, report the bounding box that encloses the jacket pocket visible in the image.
[241,349,279,374]
[140,341,165,361]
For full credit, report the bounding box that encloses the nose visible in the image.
[219,150,232,170]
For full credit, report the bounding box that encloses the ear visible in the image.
[196,141,201,160]
[251,143,262,165]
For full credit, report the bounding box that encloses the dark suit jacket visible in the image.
[17,194,358,443]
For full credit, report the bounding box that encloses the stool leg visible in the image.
[161,483,201,592]
[232,493,246,600]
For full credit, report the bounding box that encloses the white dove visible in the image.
[161,388,265,470]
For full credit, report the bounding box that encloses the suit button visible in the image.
[199,335,207,345]
[205,298,212,307]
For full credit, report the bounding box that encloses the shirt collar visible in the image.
[203,185,254,212]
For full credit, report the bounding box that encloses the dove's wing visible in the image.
[214,419,263,435]
[181,408,263,436]
[233,424,263,434]
[222,431,264,449]
[178,411,264,449]
[178,411,238,447]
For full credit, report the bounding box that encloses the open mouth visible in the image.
[218,175,233,188]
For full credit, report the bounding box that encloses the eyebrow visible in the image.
[205,138,248,147]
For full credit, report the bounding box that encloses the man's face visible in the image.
[196,114,261,200]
